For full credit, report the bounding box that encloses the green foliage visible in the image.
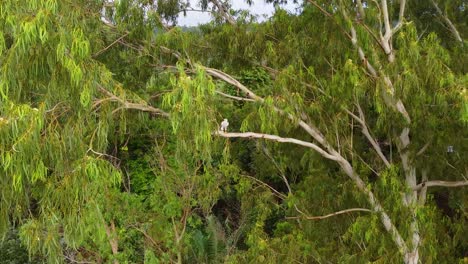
[0,229,39,264]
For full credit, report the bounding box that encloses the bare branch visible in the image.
[379,0,405,61]
[307,0,333,18]
[93,32,129,57]
[416,141,431,156]
[215,90,255,102]
[414,180,468,190]
[205,67,263,101]
[346,104,391,168]
[430,0,464,43]
[393,0,407,34]
[241,174,287,200]
[260,143,293,195]
[382,77,411,123]
[352,150,381,177]
[214,131,340,161]
[87,148,120,163]
[210,0,236,25]
[286,208,372,220]
[342,7,378,77]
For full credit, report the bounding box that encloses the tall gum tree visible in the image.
[0,0,167,262]
[161,1,467,263]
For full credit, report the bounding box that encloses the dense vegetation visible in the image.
[0,0,466,263]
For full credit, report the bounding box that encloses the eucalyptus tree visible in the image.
[0,0,172,262]
[160,1,467,263]
[0,0,241,262]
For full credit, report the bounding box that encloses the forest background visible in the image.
[0,0,467,263]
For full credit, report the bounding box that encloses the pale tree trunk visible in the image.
[405,253,419,264]
[105,220,119,264]
[344,1,420,261]
[401,152,420,264]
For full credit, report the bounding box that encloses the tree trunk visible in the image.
[405,252,419,264]
[105,220,119,264]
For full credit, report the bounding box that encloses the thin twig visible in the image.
[287,208,372,220]
[215,90,255,102]
[93,32,129,57]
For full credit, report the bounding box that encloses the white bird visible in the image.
[220,118,229,132]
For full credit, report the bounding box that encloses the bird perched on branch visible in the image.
[220,118,229,132]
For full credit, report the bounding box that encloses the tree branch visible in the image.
[93,32,129,57]
[260,143,293,195]
[393,0,406,34]
[306,0,352,40]
[209,0,236,25]
[241,173,287,200]
[346,105,391,168]
[414,180,468,190]
[215,90,255,102]
[205,67,263,101]
[416,141,431,156]
[379,0,397,62]
[381,0,392,40]
[214,131,340,161]
[95,84,170,117]
[341,7,378,77]
[430,0,464,43]
[286,208,372,220]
